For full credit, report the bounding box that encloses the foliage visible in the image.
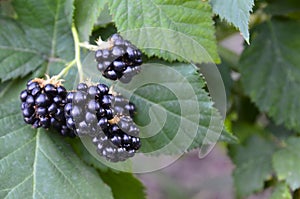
[0,0,299,198]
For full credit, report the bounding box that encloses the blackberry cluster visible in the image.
[95,34,142,83]
[65,83,141,162]
[20,79,76,137]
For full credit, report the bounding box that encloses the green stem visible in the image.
[54,59,76,80]
[71,25,84,82]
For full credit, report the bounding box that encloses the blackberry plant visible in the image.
[95,34,142,83]
[20,78,76,137]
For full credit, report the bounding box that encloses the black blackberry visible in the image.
[95,34,142,83]
[65,83,141,161]
[111,94,136,118]
[64,83,112,137]
[92,116,141,162]
[20,78,76,137]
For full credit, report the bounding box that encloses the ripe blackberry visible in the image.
[95,34,142,83]
[92,116,141,162]
[111,94,136,118]
[65,83,141,161]
[64,83,112,137]
[20,78,76,137]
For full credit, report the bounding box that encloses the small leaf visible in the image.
[273,137,300,190]
[210,0,254,43]
[99,169,146,199]
[0,101,114,198]
[239,19,300,131]
[74,0,109,41]
[269,182,292,199]
[229,135,276,197]
[109,0,220,63]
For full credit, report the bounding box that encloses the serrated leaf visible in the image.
[0,0,74,82]
[239,19,300,131]
[229,135,276,197]
[82,53,236,155]
[269,182,292,199]
[109,0,220,63]
[0,101,113,199]
[273,137,300,190]
[210,0,254,43]
[74,0,108,41]
[99,170,146,199]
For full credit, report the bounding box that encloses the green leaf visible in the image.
[210,0,254,43]
[95,4,113,27]
[239,19,300,131]
[83,53,236,155]
[0,101,113,199]
[99,170,146,199]
[273,137,300,190]
[74,0,108,41]
[0,18,45,81]
[109,0,220,63]
[229,135,276,197]
[269,182,292,199]
[0,0,75,82]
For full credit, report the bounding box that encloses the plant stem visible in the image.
[54,59,76,80]
[71,25,84,82]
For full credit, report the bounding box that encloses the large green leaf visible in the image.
[239,19,300,131]
[0,101,113,199]
[229,135,276,197]
[273,137,300,190]
[108,0,220,63]
[99,170,146,199]
[210,0,254,43]
[73,0,108,41]
[0,0,74,82]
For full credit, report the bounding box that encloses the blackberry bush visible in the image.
[20,78,76,137]
[65,82,141,162]
[95,34,142,83]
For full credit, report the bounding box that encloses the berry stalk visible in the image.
[71,25,84,82]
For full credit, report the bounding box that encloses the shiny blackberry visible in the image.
[92,115,141,162]
[112,94,136,118]
[20,78,76,137]
[95,34,142,83]
[64,83,113,137]
[65,82,141,162]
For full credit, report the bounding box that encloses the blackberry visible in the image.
[95,34,142,83]
[92,116,141,162]
[111,94,136,118]
[64,83,112,137]
[65,83,141,161]
[20,78,76,137]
